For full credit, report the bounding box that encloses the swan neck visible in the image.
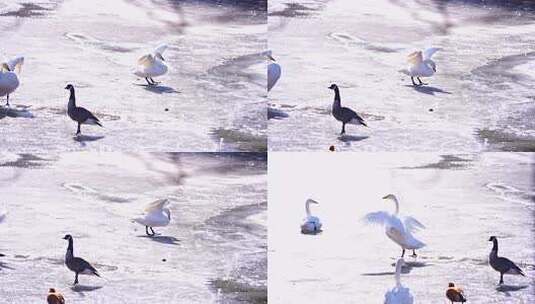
[390,196,399,215]
[305,201,311,216]
[164,208,171,220]
[395,262,402,286]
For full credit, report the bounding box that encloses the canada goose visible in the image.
[63,234,100,285]
[488,236,525,284]
[65,84,102,135]
[328,84,367,135]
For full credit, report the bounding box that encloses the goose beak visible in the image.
[64,86,69,90]
[381,195,388,199]
[267,54,276,61]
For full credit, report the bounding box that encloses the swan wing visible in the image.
[407,51,422,65]
[423,47,440,60]
[267,62,281,91]
[144,198,169,213]
[154,43,168,55]
[138,54,155,67]
[144,210,170,226]
[7,56,24,74]
[363,211,392,226]
[0,63,9,72]
[402,216,425,233]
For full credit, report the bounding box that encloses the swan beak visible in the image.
[64,86,69,90]
[381,195,388,199]
[267,54,276,61]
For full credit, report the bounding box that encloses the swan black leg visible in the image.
[411,77,417,86]
[145,226,155,236]
[76,123,81,135]
[74,273,79,285]
[6,94,10,107]
[150,227,156,235]
[149,77,159,85]
[499,273,504,284]
[340,123,346,135]
[411,250,417,258]
[401,248,405,258]
[417,77,427,85]
[145,77,154,85]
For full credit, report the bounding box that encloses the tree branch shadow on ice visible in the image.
[71,285,103,293]
[133,83,180,94]
[404,85,452,96]
[137,235,181,245]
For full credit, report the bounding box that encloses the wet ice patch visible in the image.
[62,182,132,204]
[327,32,402,53]
[65,32,137,54]
[0,105,34,119]
[0,2,56,18]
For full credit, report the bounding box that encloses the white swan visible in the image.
[267,52,281,92]
[134,44,168,85]
[133,198,171,236]
[0,56,24,106]
[301,199,322,234]
[400,48,440,86]
[364,194,425,258]
[384,258,414,304]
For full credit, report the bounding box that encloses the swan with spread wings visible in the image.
[401,48,440,86]
[134,44,168,86]
[363,194,425,258]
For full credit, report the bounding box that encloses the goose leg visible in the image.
[411,77,417,86]
[499,273,504,285]
[145,77,154,85]
[5,94,10,107]
[76,123,81,135]
[340,123,346,135]
[401,248,405,258]
[149,77,159,85]
[150,227,156,235]
[417,77,427,85]
[411,250,417,258]
[74,273,79,285]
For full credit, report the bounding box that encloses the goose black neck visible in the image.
[491,239,498,254]
[333,88,341,107]
[68,88,76,106]
[66,239,74,258]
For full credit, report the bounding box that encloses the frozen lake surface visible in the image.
[0,152,267,303]
[0,0,267,152]
[268,0,535,152]
[269,152,534,303]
